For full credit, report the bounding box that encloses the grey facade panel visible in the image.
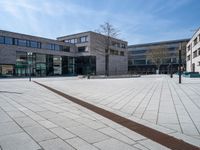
[0,30,128,76]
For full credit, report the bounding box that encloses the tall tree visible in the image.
[146,45,168,74]
[95,22,120,76]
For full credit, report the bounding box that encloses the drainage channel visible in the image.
[34,81,199,150]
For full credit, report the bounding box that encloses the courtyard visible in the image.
[0,75,200,150]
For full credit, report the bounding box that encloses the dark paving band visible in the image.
[34,81,200,150]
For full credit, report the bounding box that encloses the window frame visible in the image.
[0,36,5,44]
[4,37,13,45]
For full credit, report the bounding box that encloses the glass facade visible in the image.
[5,37,13,45]
[53,56,62,75]
[7,51,81,77]
[76,56,96,75]
[0,36,4,44]
[0,65,14,76]
[15,51,28,76]
[0,36,68,52]
[0,34,98,77]
[35,54,46,76]
[46,55,54,76]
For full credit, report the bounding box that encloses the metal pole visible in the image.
[170,62,173,78]
[28,52,32,82]
[178,43,182,84]
[29,62,31,82]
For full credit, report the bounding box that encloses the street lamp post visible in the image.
[178,43,182,84]
[27,52,33,82]
[170,58,173,78]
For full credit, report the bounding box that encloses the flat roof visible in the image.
[57,31,91,40]
[57,31,128,43]
[128,38,190,48]
[0,29,74,46]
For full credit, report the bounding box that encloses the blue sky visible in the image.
[0,0,199,44]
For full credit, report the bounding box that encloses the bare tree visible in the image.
[146,45,168,74]
[177,41,187,70]
[95,22,120,76]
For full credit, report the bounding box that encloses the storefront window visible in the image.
[0,65,14,76]
[15,51,28,76]
[53,56,62,75]
[35,54,46,76]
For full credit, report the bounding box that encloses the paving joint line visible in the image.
[140,81,159,119]
[131,82,155,116]
[34,81,200,150]
[156,79,164,124]
[171,81,200,135]
[167,79,184,133]
[118,81,152,110]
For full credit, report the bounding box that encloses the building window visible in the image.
[193,50,197,58]
[42,43,54,50]
[110,49,114,55]
[120,51,124,56]
[198,48,200,56]
[134,60,146,65]
[114,50,118,55]
[30,41,38,48]
[0,36,4,44]
[5,37,13,45]
[112,41,120,48]
[71,38,77,44]
[131,50,146,54]
[199,34,200,42]
[187,55,190,61]
[0,65,14,76]
[78,46,86,52]
[26,40,30,47]
[121,43,126,48]
[194,37,198,46]
[80,36,88,43]
[110,49,118,55]
[187,45,191,51]
[37,42,41,48]
[13,38,18,45]
[51,44,55,50]
[18,39,27,47]
[64,39,70,43]
[62,46,70,52]
[55,44,60,51]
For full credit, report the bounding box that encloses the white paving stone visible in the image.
[1,76,200,149]
[66,137,98,150]
[94,138,139,150]
[0,132,41,150]
[98,127,136,145]
[14,117,39,128]
[138,139,170,150]
[38,120,58,129]
[50,127,76,140]
[68,125,109,143]
[0,121,23,136]
[39,138,75,150]
[24,125,57,142]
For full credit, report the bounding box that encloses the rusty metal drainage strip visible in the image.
[34,81,199,150]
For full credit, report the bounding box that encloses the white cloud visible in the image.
[0,0,193,43]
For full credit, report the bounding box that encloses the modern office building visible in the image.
[57,31,128,75]
[186,28,200,73]
[0,30,128,77]
[128,39,189,74]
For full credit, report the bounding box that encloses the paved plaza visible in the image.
[0,75,200,149]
